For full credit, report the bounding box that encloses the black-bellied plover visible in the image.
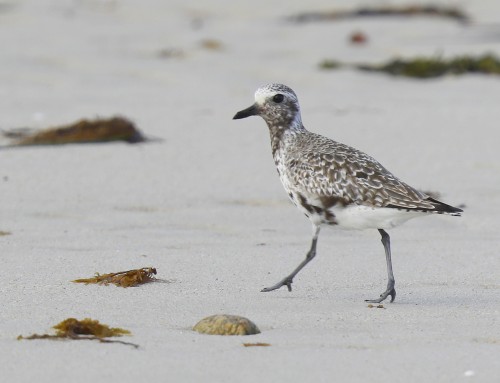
[233,83,462,303]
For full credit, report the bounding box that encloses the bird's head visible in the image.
[233,84,302,129]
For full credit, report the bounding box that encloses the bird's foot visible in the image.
[261,277,293,292]
[365,284,396,303]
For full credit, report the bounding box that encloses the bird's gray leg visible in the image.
[262,225,321,293]
[366,229,396,303]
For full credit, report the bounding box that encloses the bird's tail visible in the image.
[426,197,463,216]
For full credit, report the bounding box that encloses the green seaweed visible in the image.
[359,55,500,78]
[320,54,500,78]
[319,60,344,70]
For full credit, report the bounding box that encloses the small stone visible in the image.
[193,315,260,336]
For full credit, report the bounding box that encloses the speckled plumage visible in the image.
[276,130,460,226]
[233,83,462,302]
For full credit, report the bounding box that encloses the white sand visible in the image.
[1,0,500,382]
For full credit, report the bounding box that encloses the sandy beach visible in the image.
[1,1,500,382]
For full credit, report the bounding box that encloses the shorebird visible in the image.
[233,83,462,303]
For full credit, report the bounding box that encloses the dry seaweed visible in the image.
[289,5,469,24]
[243,342,271,347]
[3,116,145,146]
[73,267,157,287]
[199,39,224,51]
[18,318,138,348]
[367,304,385,309]
[320,54,500,78]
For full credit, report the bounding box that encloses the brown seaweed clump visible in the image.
[18,318,138,348]
[193,315,261,336]
[73,267,157,287]
[4,116,145,146]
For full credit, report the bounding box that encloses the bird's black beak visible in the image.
[233,104,259,120]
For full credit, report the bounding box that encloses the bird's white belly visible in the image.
[330,205,424,230]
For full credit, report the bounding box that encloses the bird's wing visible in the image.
[285,135,436,210]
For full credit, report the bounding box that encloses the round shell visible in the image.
[193,315,261,336]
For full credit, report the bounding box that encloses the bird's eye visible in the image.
[273,94,284,103]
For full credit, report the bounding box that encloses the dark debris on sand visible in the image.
[2,116,146,146]
[288,5,470,24]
